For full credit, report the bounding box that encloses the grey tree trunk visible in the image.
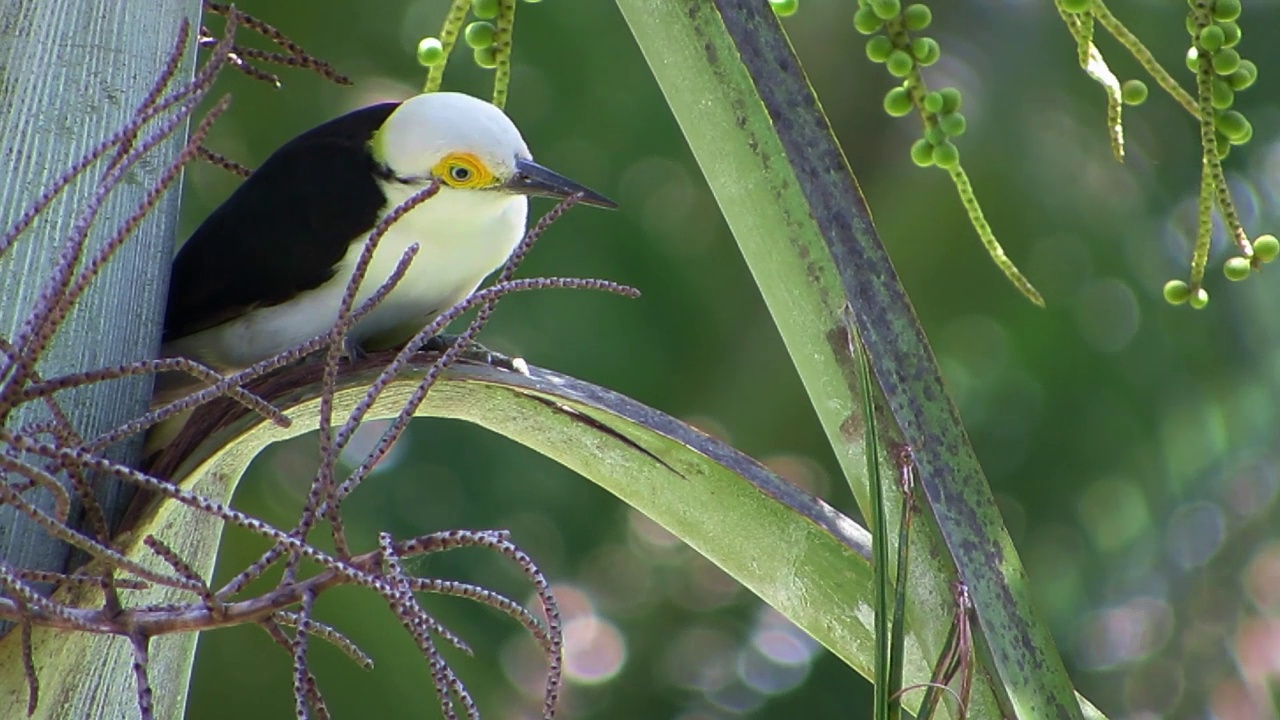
[0,1,201,717]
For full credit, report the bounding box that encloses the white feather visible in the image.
[163,187,527,369]
[162,93,532,370]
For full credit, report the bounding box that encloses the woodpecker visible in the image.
[150,92,613,455]
[163,91,614,369]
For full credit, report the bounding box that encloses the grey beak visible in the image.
[506,157,617,209]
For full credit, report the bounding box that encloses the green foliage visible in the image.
[173,2,1280,718]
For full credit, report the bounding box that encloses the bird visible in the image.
[163,91,615,371]
[149,91,614,456]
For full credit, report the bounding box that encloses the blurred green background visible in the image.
[182,2,1280,718]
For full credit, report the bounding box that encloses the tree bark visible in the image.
[0,1,201,716]
[0,0,198,579]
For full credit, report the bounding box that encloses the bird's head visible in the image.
[371,92,615,209]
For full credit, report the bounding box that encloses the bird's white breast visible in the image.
[170,187,528,369]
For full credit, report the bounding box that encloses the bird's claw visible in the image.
[343,335,368,363]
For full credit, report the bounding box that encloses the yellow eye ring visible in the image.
[433,152,493,189]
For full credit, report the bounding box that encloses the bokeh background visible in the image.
[181,2,1280,718]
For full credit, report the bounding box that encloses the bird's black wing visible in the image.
[163,102,402,342]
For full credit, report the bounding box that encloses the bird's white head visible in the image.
[371,92,616,208]
[373,92,527,190]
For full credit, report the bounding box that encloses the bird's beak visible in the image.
[505,157,617,209]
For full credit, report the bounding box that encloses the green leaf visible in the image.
[0,360,877,717]
[615,1,1102,717]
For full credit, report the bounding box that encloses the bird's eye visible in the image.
[433,153,493,188]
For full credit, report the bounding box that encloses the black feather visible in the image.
[163,101,403,342]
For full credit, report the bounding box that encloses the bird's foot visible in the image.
[299,336,366,366]
[420,334,528,374]
[342,335,368,363]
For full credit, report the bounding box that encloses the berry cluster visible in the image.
[855,3,965,170]
[1179,0,1266,302]
[1059,0,1268,307]
[415,0,546,109]
[1184,0,1256,159]
[851,0,1042,304]
[416,0,542,75]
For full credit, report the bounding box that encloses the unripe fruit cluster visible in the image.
[1184,0,1256,153]
[855,2,963,169]
[416,0,547,72]
[1223,234,1279,282]
[1165,235,1279,307]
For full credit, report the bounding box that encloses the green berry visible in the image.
[911,37,941,66]
[1060,0,1090,12]
[1224,256,1252,281]
[1163,279,1191,305]
[1230,119,1252,145]
[472,0,499,19]
[1254,234,1279,262]
[886,49,915,77]
[938,111,966,137]
[1186,47,1202,72]
[1185,15,1199,36]
[770,0,799,17]
[1216,110,1250,141]
[870,0,901,20]
[853,7,883,34]
[924,125,946,146]
[866,35,894,63]
[903,4,932,30]
[883,87,913,116]
[1210,78,1234,109]
[923,91,944,113]
[1198,25,1225,52]
[1228,60,1257,90]
[1213,0,1242,22]
[939,87,962,113]
[910,138,934,167]
[473,45,498,69]
[1220,22,1241,48]
[1121,79,1148,105]
[932,141,960,169]
[464,21,496,49]
[1190,288,1209,309]
[1213,48,1241,75]
[416,36,445,66]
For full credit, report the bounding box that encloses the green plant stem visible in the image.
[491,0,517,108]
[616,1,1089,717]
[856,331,893,720]
[1091,1,1198,115]
[423,0,470,93]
